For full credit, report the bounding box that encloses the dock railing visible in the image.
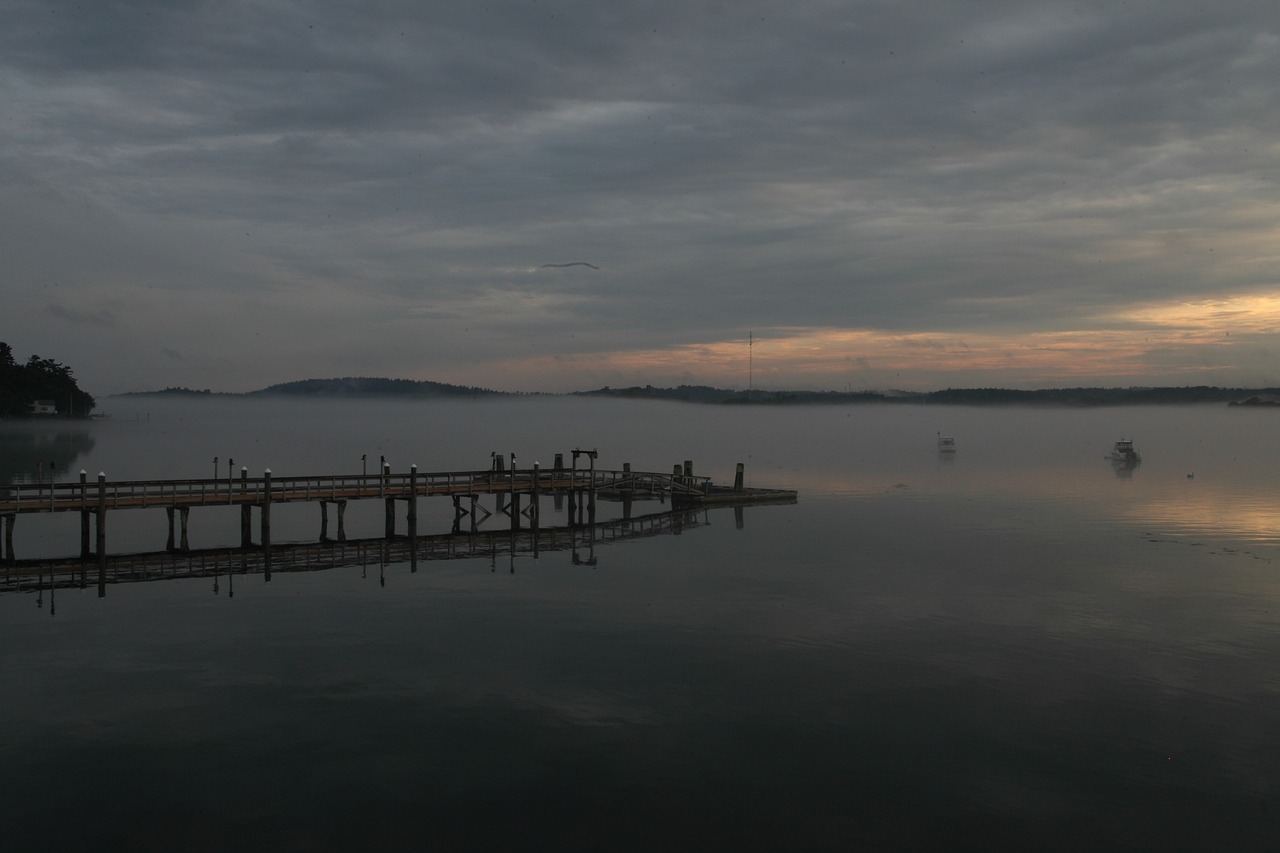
[0,467,721,515]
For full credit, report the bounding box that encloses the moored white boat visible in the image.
[937,433,956,453]
[1107,438,1140,464]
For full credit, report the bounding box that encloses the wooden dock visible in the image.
[1,455,796,569]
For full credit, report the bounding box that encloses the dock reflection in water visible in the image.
[2,505,742,603]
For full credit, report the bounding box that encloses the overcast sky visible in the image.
[4,1,1278,394]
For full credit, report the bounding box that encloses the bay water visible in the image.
[2,397,1278,850]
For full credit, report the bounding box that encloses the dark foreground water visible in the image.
[2,397,1278,851]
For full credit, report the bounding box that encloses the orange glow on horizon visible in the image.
[469,291,1280,391]
[1116,294,1280,334]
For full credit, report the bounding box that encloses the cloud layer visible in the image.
[4,1,1279,392]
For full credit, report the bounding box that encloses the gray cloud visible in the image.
[3,1,1279,393]
[45,303,117,327]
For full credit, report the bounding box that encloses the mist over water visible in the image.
[3,396,1278,850]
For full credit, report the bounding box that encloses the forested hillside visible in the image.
[0,342,96,416]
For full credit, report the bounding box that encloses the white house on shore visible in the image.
[29,400,56,415]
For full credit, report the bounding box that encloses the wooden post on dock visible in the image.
[261,469,272,549]
[531,462,541,558]
[240,467,252,547]
[408,464,418,527]
[262,469,273,582]
[80,469,91,559]
[621,462,633,520]
[320,500,349,542]
[509,453,519,531]
[567,451,576,526]
[2,514,13,566]
[588,450,597,524]
[407,465,418,568]
[531,462,540,523]
[550,455,565,507]
[383,461,395,536]
[165,507,192,551]
[96,472,107,596]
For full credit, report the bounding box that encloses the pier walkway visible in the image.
[1,456,796,566]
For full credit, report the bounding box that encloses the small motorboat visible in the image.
[1107,438,1140,465]
[937,433,956,453]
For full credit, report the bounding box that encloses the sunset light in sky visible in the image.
[4,2,1278,394]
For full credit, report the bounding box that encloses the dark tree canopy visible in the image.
[0,342,95,416]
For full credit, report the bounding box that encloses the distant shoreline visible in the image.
[111,378,1280,407]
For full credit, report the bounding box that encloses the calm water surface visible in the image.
[2,397,1278,851]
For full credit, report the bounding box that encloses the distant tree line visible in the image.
[0,341,96,417]
[120,376,1280,406]
[248,377,501,397]
[578,384,1280,406]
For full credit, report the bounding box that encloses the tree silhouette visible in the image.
[0,342,95,416]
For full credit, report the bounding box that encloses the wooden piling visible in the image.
[531,463,541,558]
[621,462,633,520]
[80,470,91,559]
[165,506,191,552]
[261,469,272,548]
[320,499,348,542]
[96,472,106,596]
[531,462,540,523]
[262,469,273,582]
[587,450,597,524]
[408,465,418,526]
[240,467,252,547]
[3,514,14,565]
